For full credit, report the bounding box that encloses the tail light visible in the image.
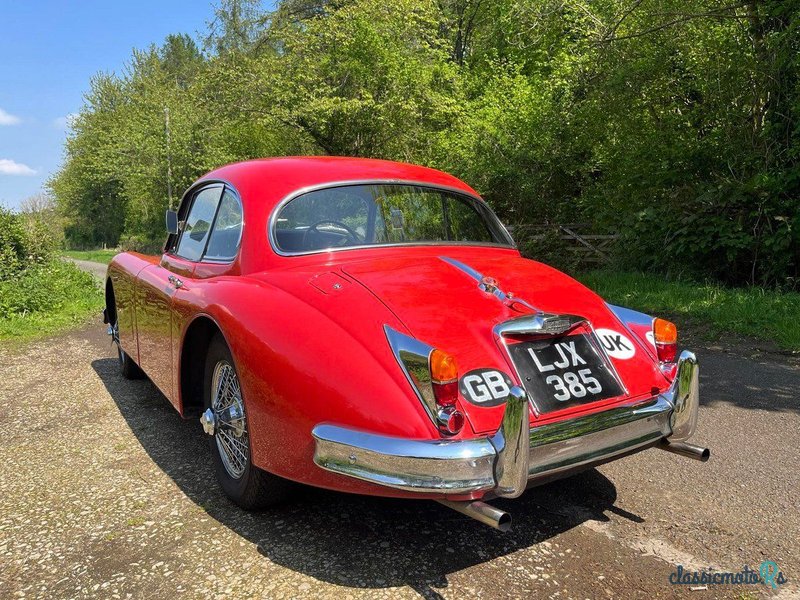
[653,318,678,364]
[429,349,464,435]
[430,349,458,405]
[385,326,466,436]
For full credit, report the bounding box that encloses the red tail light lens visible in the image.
[432,380,459,407]
[437,407,465,435]
[654,318,678,363]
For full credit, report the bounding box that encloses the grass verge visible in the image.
[0,260,104,342]
[578,270,800,352]
[63,249,118,264]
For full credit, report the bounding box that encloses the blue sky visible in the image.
[0,1,218,209]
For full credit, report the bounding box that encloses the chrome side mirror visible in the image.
[165,209,179,235]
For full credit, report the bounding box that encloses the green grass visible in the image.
[0,260,104,342]
[62,248,118,264]
[578,270,800,351]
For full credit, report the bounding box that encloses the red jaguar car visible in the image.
[105,157,708,530]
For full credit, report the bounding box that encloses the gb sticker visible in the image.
[459,369,515,406]
[595,328,636,360]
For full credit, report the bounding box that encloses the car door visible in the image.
[136,184,224,402]
[170,186,245,401]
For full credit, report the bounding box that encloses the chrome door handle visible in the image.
[168,275,184,289]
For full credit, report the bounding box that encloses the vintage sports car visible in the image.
[105,157,709,530]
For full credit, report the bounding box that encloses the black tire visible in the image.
[203,334,293,509]
[118,345,144,380]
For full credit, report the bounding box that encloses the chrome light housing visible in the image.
[384,325,465,435]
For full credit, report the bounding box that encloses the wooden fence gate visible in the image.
[511,223,619,267]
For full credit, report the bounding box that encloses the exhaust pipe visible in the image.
[437,499,512,532]
[660,440,710,462]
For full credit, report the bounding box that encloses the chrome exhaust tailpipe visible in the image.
[437,500,512,532]
[660,440,710,462]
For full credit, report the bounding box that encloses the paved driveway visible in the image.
[1,321,798,599]
[63,257,107,282]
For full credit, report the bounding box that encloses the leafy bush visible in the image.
[0,208,102,340]
[49,0,800,288]
[0,260,99,319]
[118,234,161,254]
[0,208,58,280]
[614,181,800,289]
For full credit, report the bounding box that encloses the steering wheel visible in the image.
[302,220,361,249]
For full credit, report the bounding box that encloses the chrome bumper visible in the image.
[312,350,702,497]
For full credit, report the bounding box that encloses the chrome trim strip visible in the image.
[384,325,437,424]
[663,350,699,441]
[312,424,498,494]
[440,256,538,311]
[527,396,673,478]
[267,179,516,257]
[312,394,682,495]
[489,386,530,498]
[439,255,484,281]
[606,303,658,362]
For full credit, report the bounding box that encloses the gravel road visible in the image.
[63,258,107,281]
[1,315,798,598]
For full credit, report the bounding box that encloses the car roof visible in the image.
[190,157,486,273]
[198,156,481,210]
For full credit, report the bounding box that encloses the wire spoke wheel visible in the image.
[211,360,249,479]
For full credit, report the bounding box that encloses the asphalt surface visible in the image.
[1,301,798,598]
[63,257,108,281]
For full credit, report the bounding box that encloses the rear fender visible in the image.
[175,276,441,494]
[607,303,658,363]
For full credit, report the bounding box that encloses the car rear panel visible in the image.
[341,248,670,434]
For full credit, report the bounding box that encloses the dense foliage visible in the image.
[0,208,102,338]
[51,0,800,287]
[0,207,56,281]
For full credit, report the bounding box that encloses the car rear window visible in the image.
[273,183,510,254]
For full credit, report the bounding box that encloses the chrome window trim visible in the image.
[267,179,516,257]
[174,183,224,261]
[167,178,245,266]
[203,187,245,263]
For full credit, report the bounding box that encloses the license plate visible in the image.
[507,334,623,413]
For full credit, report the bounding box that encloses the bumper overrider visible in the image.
[312,350,708,529]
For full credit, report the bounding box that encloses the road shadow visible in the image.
[698,349,800,414]
[93,357,625,596]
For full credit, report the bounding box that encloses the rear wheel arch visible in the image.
[179,315,224,417]
[105,278,117,324]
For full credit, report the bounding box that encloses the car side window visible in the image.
[176,186,222,261]
[205,189,243,261]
